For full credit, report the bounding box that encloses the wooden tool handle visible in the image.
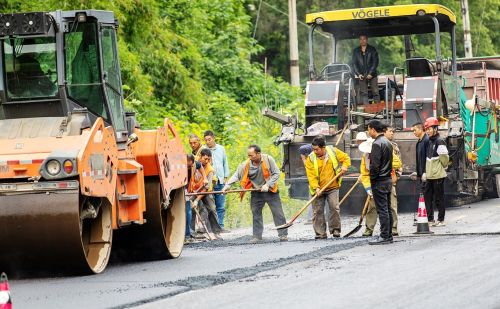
[358,195,372,225]
[338,178,361,207]
[288,172,343,223]
[186,188,259,196]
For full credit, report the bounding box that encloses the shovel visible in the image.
[191,202,216,241]
[276,173,342,230]
[344,195,371,237]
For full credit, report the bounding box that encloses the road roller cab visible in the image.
[0,10,187,276]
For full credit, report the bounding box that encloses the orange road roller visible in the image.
[0,10,187,276]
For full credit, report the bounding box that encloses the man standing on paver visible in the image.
[204,130,230,232]
[222,145,288,243]
[352,34,380,104]
[366,120,393,245]
[305,135,351,239]
[424,117,449,227]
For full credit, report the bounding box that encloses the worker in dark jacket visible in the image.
[367,120,393,245]
[352,35,380,104]
[410,122,430,191]
[410,122,431,224]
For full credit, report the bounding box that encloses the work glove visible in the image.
[409,172,417,181]
[357,174,362,182]
[421,173,427,182]
[365,188,373,197]
[192,200,199,210]
[221,184,231,193]
[315,188,321,196]
[260,184,269,192]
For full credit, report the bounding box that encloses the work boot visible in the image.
[369,236,394,245]
[279,235,288,242]
[331,230,341,238]
[392,229,399,236]
[362,230,373,237]
[315,234,327,240]
[250,236,263,244]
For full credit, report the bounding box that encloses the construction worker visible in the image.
[191,148,222,240]
[305,135,351,239]
[424,117,449,227]
[356,132,376,235]
[361,127,402,236]
[186,154,205,242]
[352,34,380,104]
[222,145,288,243]
[189,133,206,161]
[299,144,314,224]
[204,130,230,231]
[385,125,402,235]
[299,144,330,225]
[366,120,393,245]
[410,122,431,223]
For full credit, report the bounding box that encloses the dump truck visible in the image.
[265,4,500,214]
[0,10,187,275]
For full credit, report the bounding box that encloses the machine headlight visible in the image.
[46,160,61,176]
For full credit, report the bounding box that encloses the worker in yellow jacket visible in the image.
[358,129,402,236]
[305,135,351,239]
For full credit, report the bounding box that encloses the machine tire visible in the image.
[112,177,185,261]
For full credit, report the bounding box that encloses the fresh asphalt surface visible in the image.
[7,198,500,309]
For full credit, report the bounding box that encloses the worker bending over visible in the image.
[190,149,222,240]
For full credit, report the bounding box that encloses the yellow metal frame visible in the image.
[306,4,456,25]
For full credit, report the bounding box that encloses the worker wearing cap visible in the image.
[423,117,449,227]
[223,144,287,243]
[305,135,351,239]
[358,131,401,237]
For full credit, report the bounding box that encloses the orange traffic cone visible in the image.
[0,273,12,309]
[413,194,434,234]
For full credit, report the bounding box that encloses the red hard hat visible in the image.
[424,117,439,129]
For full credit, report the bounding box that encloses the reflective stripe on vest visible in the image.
[240,154,279,194]
[188,166,204,193]
[308,146,342,194]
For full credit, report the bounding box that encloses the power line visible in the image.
[252,0,263,39]
[260,1,330,39]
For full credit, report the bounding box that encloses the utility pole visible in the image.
[288,0,300,86]
[460,0,473,58]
